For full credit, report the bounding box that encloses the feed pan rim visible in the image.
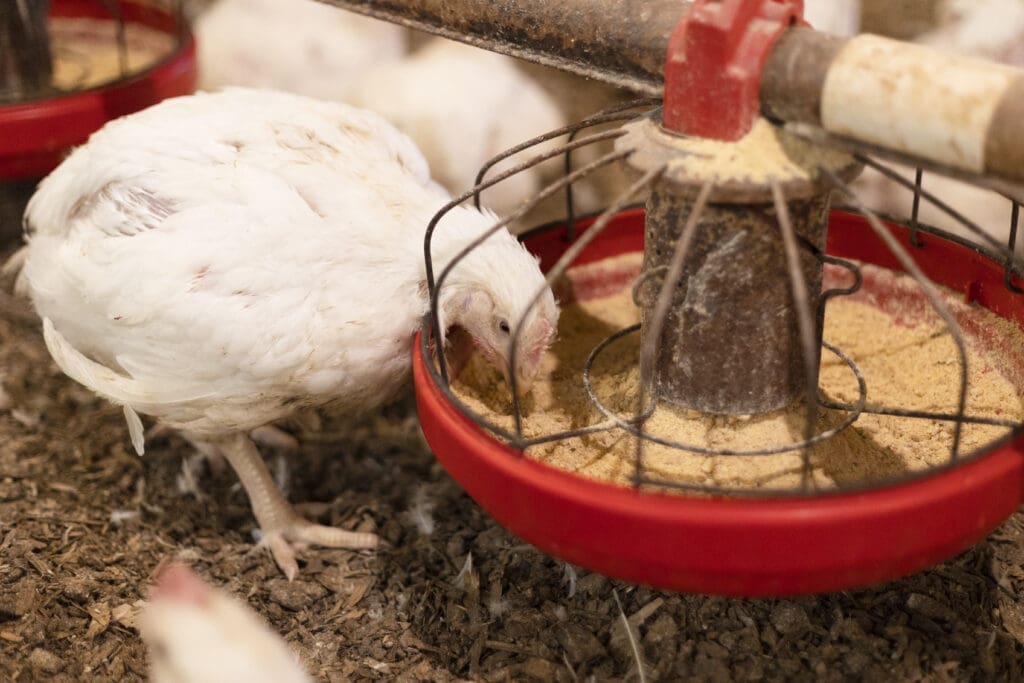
[413,207,1024,596]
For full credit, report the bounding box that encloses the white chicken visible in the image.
[196,1,566,216]
[346,38,568,217]
[142,563,311,683]
[917,0,1024,65]
[13,88,558,579]
[195,0,408,100]
[803,0,861,37]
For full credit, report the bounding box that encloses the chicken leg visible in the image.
[213,432,378,580]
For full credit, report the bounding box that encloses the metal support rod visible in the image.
[762,27,1024,185]
[316,0,687,96]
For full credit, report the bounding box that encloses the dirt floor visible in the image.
[0,272,1023,682]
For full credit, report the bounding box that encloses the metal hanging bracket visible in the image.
[663,0,805,140]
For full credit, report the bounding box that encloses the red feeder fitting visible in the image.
[663,0,805,140]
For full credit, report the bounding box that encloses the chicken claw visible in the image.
[262,517,378,581]
[214,432,378,579]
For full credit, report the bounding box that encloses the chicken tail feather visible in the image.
[123,404,146,456]
[42,317,212,414]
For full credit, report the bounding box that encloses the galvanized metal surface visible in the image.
[315,0,688,96]
[760,27,845,130]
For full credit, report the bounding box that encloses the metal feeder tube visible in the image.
[642,184,829,414]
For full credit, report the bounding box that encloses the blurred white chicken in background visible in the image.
[917,0,1024,64]
[804,0,861,37]
[11,88,558,579]
[142,563,311,683]
[195,0,408,99]
[194,0,568,217]
[850,0,1024,255]
[347,38,569,217]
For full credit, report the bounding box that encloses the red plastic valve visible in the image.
[663,0,805,141]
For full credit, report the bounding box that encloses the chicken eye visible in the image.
[498,320,511,334]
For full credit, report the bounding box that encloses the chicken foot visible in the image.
[212,431,378,580]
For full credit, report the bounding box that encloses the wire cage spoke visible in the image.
[825,167,970,460]
[858,156,1024,277]
[1007,201,1022,294]
[771,179,821,490]
[507,163,666,437]
[581,328,868,458]
[427,146,631,387]
[630,181,712,486]
[471,96,658,214]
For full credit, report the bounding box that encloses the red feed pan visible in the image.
[413,207,1024,596]
[0,0,197,180]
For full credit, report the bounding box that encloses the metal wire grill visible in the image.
[423,102,1024,498]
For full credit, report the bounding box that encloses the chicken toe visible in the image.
[213,432,378,579]
[262,518,379,581]
[250,424,301,454]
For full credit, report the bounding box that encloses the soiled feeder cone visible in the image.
[619,112,861,414]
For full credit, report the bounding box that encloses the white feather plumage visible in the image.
[803,0,861,38]
[918,0,1024,65]
[22,88,553,436]
[196,0,408,99]
[347,39,568,216]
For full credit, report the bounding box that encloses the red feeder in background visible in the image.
[0,0,196,241]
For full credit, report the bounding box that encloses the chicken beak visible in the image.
[500,362,534,399]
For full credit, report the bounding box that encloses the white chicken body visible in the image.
[18,89,558,577]
[803,0,861,37]
[917,0,1024,66]
[347,39,568,216]
[196,0,408,100]
[24,88,547,435]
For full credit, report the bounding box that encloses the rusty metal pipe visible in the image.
[761,27,1024,186]
[315,0,688,96]
[317,1,1024,188]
